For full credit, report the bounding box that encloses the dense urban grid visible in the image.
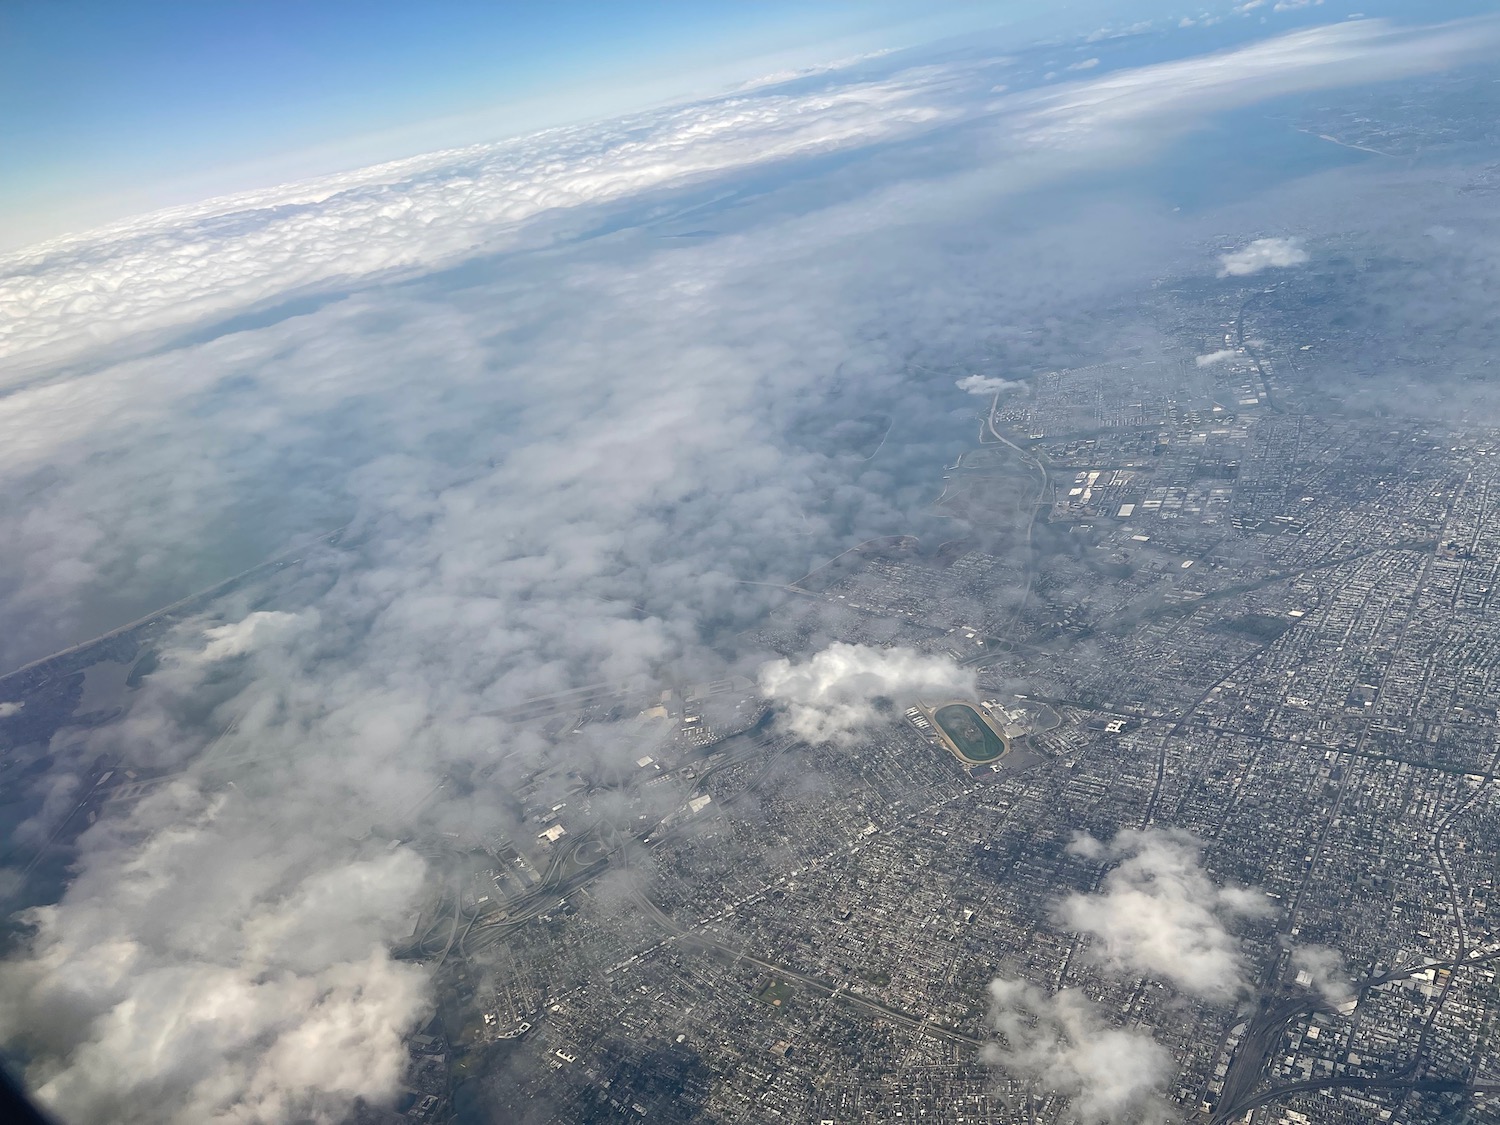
[6,63,1500,1125]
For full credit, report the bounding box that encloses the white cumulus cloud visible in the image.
[984,978,1173,1124]
[758,643,975,744]
[199,610,315,663]
[1055,828,1271,1003]
[0,784,431,1125]
[1217,236,1309,277]
[956,373,1026,396]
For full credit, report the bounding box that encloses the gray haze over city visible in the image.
[4,2,1500,1123]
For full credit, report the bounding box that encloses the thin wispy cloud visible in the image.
[1291,944,1355,1005]
[956,373,1026,396]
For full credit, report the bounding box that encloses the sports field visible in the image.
[932,703,1006,763]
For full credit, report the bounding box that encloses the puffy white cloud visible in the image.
[1055,828,1271,1003]
[758,643,975,744]
[199,611,315,663]
[1194,348,1239,366]
[0,781,431,1125]
[1217,236,1309,277]
[955,373,1026,396]
[984,978,1173,1124]
[1291,944,1354,1006]
[6,601,455,1119]
[0,701,22,718]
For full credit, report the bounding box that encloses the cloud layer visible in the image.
[0,69,968,377]
[1008,17,1498,154]
[0,14,1489,1122]
[2,17,1490,381]
[1056,829,1270,1004]
[0,174,1006,1120]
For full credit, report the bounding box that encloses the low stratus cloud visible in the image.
[758,643,975,744]
[984,978,1172,1124]
[955,373,1026,396]
[0,183,1018,1119]
[1217,237,1309,277]
[1056,829,1270,1003]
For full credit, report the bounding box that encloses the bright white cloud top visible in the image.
[759,643,975,744]
[955,373,1025,396]
[1056,829,1270,1003]
[985,979,1173,1124]
[1218,236,1310,277]
[0,73,963,377]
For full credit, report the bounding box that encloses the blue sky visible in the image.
[1,0,1037,248]
[4,0,1469,249]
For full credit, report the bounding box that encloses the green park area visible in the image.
[754,978,796,1010]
